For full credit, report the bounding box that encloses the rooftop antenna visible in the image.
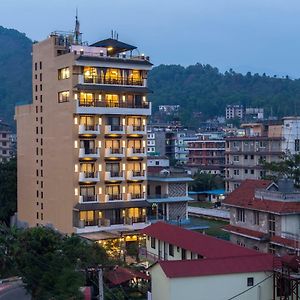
[74,8,80,44]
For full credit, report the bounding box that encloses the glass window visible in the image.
[169,244,174,257]
[58,91,69,103]
[58,67,70,80]
[151,237,156,249]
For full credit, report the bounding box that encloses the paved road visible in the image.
[0,282,30,300]
[188,206,230,220]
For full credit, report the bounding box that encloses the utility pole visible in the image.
[98,267,104,300]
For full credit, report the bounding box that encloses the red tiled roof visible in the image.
[105,266,150,286]
[157,254,275,278]
[140,222,261,259]
[223,179,300,214]
[271,236,300,250]
[222,224,265,240]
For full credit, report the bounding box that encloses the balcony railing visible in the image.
[83,75,144,86]
[79,171,100,182]
[79,148,100,159]
[104,147,125,158]
[79,195,98,203]
[105,194,124,201]
[78,124,100,135]
[127,125,146,135]
[105,125,125,135]
[105,171,125,181]
[78,99,150,109]
[127,170,146,180]
[127,147,146,157]
[127,192,145,201]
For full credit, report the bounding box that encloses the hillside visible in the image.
[0,26,32,127]
[1,26,300,128]
[148,64,300,126]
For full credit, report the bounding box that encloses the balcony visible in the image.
[79,171,100,183]
[79,148,100,159]
[127,147,146,158]
[105,194,124,202]
[105,171,125,181]
[78,124,100,135]
[127,125,146,135]
[104,147,125,158]
[127,192,145,201]
[81,75,145,87]
[127,170,146,181]
[76,100,151,116]
[79,195,98,203]
[105,125,125,135]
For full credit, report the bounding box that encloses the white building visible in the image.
[226,105,244,120]
[282,116,300,155]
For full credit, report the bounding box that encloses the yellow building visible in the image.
[16,27,152,234]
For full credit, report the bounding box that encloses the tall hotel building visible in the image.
[16,29,152,234]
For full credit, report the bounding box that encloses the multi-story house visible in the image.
[186,133,225,175]
[147,170,193,222]
[225,104,244,120]
[0,122,13,163]
[225,123,283,192]
[223,179,300,256]
[16,28,152,234]
[225,118,300,192]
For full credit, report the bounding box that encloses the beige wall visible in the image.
[150,264,276,300]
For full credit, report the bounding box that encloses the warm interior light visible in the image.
[107,47,113,51]
[75,164,78,172]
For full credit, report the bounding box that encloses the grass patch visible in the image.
[189,201,214,209]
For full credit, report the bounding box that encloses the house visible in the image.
[141,222,282,300]
[188,189,225,203]
[223,179,300,256]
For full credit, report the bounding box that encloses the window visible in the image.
[247,277,254,287]
[58,67,70,80]
[233,155,239,162]
[150,237,156,249]
[268,214,276,236]
[169,244,174,257]
[295,139,300,152]
[250,169,254,175]
[40,73,42,81]
[244,169,248,174]
[253,211,259,225]
[233,169,239,175]
[35,62,37,71]
[58,91,70,103]
[155,161,159,166]
[237,208,245,222]
[250,155,254,160]
[39,61,42,69]
[181,249,186,260]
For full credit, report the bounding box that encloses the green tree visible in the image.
[263,154,300,187]
[190,172,224,191]
[0,158,17,224]
[0,226,109,300]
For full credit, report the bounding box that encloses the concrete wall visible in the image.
[150,265,276,300]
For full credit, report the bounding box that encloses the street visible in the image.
[0,282,30,300]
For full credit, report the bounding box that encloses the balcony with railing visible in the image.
[79,195,98,203]
[127,192,146,201]
[105,171,125,181]
[79,148,100,159]
[81,75,145,87]
[78,124,100,135]
[127,170,146,181]
[104,147,125,158]
[75,99,151,116]
[79,171,100,183]
[105,193,124,202]
[127,125,146,135]
[105,125,125,135]
[127,147,146,158]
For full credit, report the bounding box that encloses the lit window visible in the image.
[58,67,70,80]
[58,91,70,103]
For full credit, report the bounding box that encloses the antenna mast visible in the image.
[74,8,81,44]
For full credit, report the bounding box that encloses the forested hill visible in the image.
[0,26,32,127]
[148,64,300,125]
[1,25,300,128]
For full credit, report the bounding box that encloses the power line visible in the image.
[226,274,273,300]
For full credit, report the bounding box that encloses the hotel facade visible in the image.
[16,31,152,234]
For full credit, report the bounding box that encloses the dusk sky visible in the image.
[2,0,300,77]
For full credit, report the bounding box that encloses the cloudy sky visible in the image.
[1,0,300,77]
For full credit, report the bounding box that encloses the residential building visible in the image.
[147,155,169,171]
[225,118,300,192]
[158,105,180,115]
[16,27,152,234]
[141,222,279,300]
[223,179,300,256]
[225,123,283,192]
[225,104,244,119]
[186,133,225,175]
[147,170,193,222]
[188,189,225,203]
[146,128,156,154]
[0,122,13,163]
[245,107,264,120]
